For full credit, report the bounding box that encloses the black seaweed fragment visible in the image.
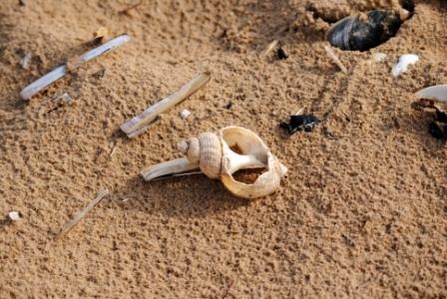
[280,114,320,134]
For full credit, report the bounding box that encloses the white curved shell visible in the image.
[414,84,447,102]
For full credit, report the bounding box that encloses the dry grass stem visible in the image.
[324,45,348,74]
[56,189,109,239]
[261,40,278,58]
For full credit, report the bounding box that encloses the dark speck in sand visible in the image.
[280,114,320,134]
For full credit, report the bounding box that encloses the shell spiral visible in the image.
[177,132,222,179]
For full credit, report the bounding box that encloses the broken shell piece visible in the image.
[120,71,210,138]
[141,126,287,199]
[391,54,419,77]
[20,34,130,100]
[180,109,191,119]
[93,27,108,41]
[21,52,31,69]
[8,211,21,221]
[372,52,387,62]
[414,85,447,102]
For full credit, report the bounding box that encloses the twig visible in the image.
[222,279,234,299]
[109,143,118,157]
[324,45,347,74]
[294,106,306,115]
[20,34,130,100]
[55,189,109,239]
[260,40,278,58]
[119,0,142,15]
[120,71,211,138]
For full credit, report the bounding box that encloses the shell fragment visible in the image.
[20,34,130,100]
[8,211,21,221]
[180,109,191,119]
[391,54,419,77]
[120,71,210,138]
[414,85,447,102]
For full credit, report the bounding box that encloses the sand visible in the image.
[1,0,446,297]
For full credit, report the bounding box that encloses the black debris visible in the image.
[411,98,447,139]
[225,100,234,109]
[277,47,288,60]
[428,122,446,139]
[280,114,320,134]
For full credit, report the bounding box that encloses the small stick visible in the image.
[20,34,130,100]
[261,40,278,58]
[56,189,109,239]
[119,0,142,15]
[109,143,118,157]
[324,45,347,74]
[120,71,211,138]
[294,106,306,115]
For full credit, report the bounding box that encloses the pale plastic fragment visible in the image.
[392,54,419,77]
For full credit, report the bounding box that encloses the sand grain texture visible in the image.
[0,0,446,298]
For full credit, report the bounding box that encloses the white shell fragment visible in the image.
[8,211,21,221]
[20,34,130,100]
[391,54,419,77]
[180,109,191,119]
[141,126,288,199]
[21,52,31,69]
[414,85,447,102]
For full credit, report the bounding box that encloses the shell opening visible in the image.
[221,127,269,165]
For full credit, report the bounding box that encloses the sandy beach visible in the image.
[1,0,446,297]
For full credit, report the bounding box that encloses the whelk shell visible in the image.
[141,126,287,199]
